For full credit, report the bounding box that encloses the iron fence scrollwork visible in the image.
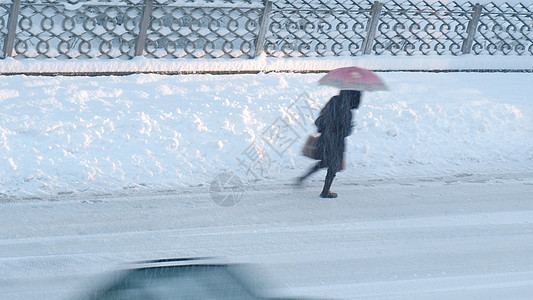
[264,0,373,57]
[2,0,145,59]
[474,2,533,55]
[0,0,532,60]
[141,0,265,59]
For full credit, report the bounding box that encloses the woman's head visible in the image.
[339,90,361,109]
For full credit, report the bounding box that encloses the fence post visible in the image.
[3,0,21,58]
[253,0,273,58]
[362,1,382,55]
[135,0,153,56]
[462,3,482,54]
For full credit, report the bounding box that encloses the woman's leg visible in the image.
[320,167,337,198]
[297,161,324,184]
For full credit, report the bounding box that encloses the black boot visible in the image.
[320,190,338,198]
[320,169,337,198]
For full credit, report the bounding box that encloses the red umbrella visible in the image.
[318,66,388,91]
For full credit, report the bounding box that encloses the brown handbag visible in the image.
[302,135,319,159]
[302,135,346,170]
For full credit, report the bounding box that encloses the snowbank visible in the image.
[1,55,533,75]
[0,71,531,197]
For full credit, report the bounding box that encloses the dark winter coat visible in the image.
[314,90,361,173]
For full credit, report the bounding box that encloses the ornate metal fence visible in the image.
[264,1,370,57]
[373,1,474,56]
[144,0,267,58]
[475,2,533,55]
[0,0,532,60]
[266,0,533,57]
[8,0,145,59]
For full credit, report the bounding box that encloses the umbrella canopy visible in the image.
[318,66,388,91]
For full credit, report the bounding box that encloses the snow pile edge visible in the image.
[1,55,533,75]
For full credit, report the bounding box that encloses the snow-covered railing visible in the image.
[0,0,268,59]
[267,0,533,57]
[0,0,532,60]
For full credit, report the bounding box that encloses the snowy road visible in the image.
[1,172,532,299]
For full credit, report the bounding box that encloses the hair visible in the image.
[339,90,361,109]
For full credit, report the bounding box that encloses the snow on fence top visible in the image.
[0,0,531,61]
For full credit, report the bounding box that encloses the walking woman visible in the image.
[297,90,361,198]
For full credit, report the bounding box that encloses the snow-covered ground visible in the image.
[0,56,532,299]
[1,65,531,197]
